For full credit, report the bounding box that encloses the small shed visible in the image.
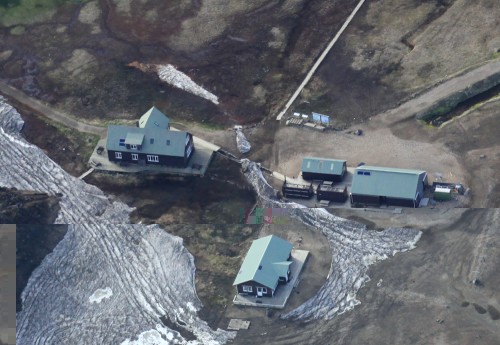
[282,180,314,199]
[301,157,347,182]
[233,235,293,298]
[316,182,347,202]
[434,187,452,201]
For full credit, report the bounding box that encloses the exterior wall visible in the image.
[236,281,273,297]
[317,188,348,202]
[350,193,380,206]
[351,193,417,208]
[386,197,416,208]
[302,171,344,182]
[107,150,188,167]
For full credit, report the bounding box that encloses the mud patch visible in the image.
[461,301,470,307]
[487,305,500,320]
[473,303,487,314]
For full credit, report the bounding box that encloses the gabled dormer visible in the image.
[124,132,144,150]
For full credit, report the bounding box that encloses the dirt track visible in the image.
[0,80,106,137]
[229,209,500,345]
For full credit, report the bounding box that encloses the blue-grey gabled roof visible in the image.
[301,157,346,175]
[106,125,188,157]
[351,166,426,199]
[233,235,293,289]
[138,107,170,129]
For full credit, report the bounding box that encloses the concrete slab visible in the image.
[233,249,309,309]
[88,138,215,177]
[227,319,251,331]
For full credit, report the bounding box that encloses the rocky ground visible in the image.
[0,187,60,224]
[0,0,359,125]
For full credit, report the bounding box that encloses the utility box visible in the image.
[434,187,452,201]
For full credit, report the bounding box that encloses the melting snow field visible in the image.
[241,159,422,321]
[1,97,233,344]
[157,65,219,105]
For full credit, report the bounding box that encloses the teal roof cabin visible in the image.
[233,235,293,298]
[350,166,427,208]
[301,157,347,182]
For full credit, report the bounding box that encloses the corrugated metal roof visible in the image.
[233,235,293,289]
[351,165,426,200]
[106,125,188,157]
[301,157,346,176]
[138,106,170,129]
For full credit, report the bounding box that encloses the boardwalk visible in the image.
[276,0,367,121]
[78,168,94,180]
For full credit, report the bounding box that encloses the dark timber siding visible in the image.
[107,150,188,167]
[302,171,344,182]
[236,281,274,297]
[351,194,418,208]
[317,185,348,202]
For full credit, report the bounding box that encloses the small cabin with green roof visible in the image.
[301,157,347,182]
[233,235,293,297]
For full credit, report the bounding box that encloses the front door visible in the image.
[257,287,266,297]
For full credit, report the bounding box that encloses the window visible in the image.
[147,155,159,163]
[131,153,138,160]
[119,139,125,147]
[166,139,171,146]
[357,171,364,175]
[115,152,122,159]
[242,285,252,293]
[130,144,137,150]
[186,144,193,158]
[185,135,190,146]
[363,171,371,176]
[150,138,154,144]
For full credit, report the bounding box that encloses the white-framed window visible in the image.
[147,155,159,163]
[115,152,122,159]
[242,285,252,293]
[186,144,193,158]
[131,153,138,161]
[185,135,190,146]
[130,144,138,150]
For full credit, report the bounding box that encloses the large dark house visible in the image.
[233,235,293,298]
[106,107,194,168]
[301,157,347,181]
[350,166,428,208]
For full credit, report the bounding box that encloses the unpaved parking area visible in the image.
[272,125,466,191]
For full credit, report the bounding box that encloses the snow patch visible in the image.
[121,326,175,345]
[157,65,219,105]
[89,287,113,304]
[235,128,251,153]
